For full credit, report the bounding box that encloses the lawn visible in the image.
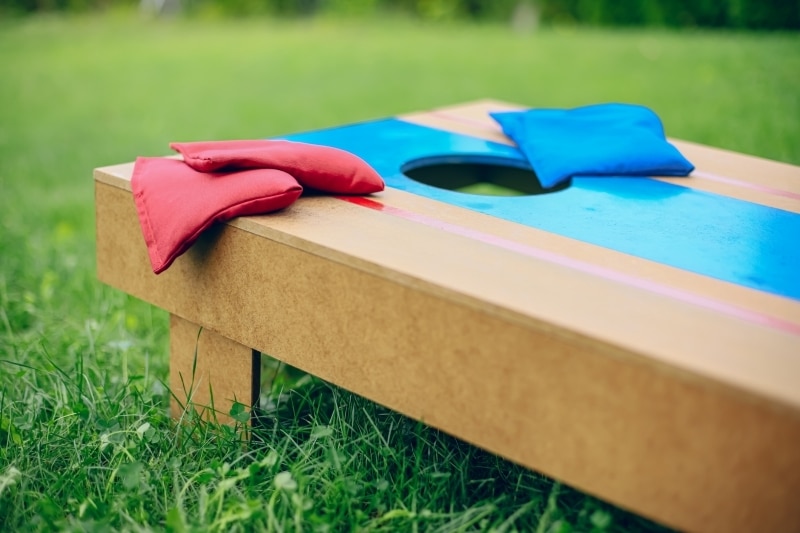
[1,12,798,531]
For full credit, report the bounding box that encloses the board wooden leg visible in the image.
[169,314,260,424]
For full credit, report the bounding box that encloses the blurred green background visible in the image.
[2,0,799,29]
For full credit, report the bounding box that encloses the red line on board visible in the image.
[427,110,510,132]
[338,195,800,337]
[691,170,800,202]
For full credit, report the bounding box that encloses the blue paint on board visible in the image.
[278,119,800,301]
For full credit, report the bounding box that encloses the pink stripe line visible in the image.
[426,111,800,203]
[690,170,800,202]
[338,195,800,337]
[428,110,512,132]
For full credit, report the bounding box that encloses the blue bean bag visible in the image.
[490,103,694,188]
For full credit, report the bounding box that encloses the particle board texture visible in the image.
[95,100,800,533]
[169,313,258,425]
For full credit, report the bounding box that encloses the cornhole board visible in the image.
[95,100,800,533]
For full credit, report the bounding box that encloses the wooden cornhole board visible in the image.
[95,100,800,533]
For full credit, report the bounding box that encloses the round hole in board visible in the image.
[401,155,571,197]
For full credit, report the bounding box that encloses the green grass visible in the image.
[0,12,798,531]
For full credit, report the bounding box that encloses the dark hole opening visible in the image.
[402,160,570,197]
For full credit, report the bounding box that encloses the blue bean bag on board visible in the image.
[490,103,695,189]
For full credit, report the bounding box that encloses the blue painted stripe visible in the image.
[279,118,800,301]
